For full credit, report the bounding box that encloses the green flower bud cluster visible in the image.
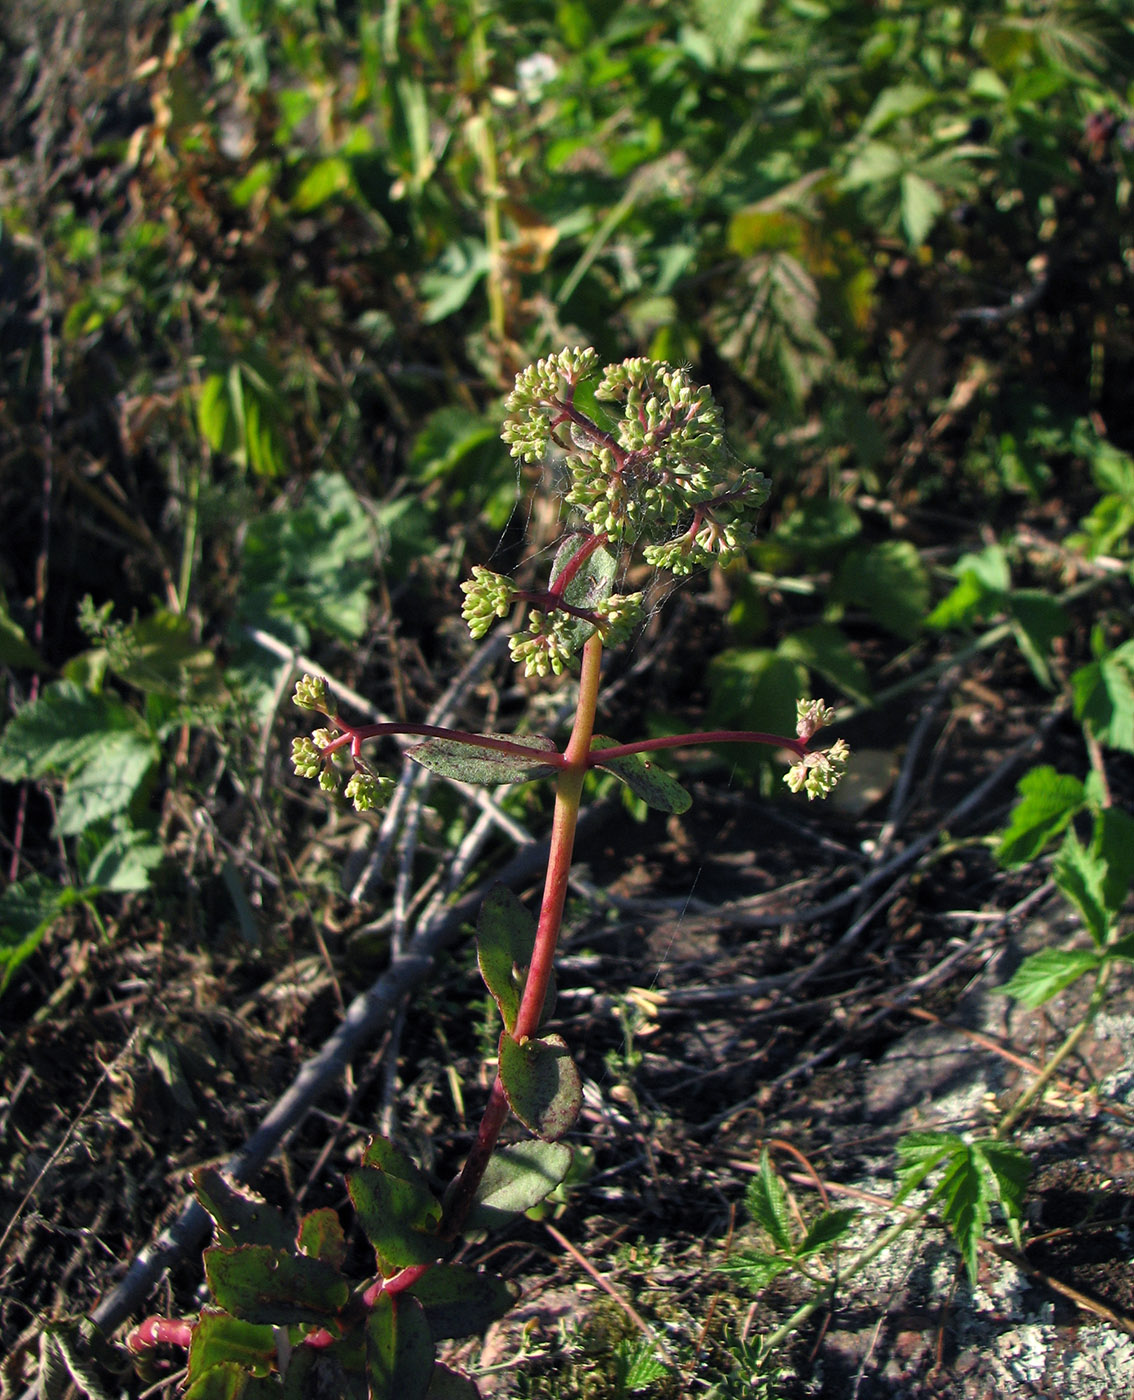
[784,738,851,801]
[291,675,393,813]
[593,592,645,647]
[509,610,575,678]
[501,347,601,465]
[460,567,516,639]
[795,698,837,742]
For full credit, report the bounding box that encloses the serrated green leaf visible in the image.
[477,886,537,1035]
[1072,640,1134,753]
[0,875,73,992]
[832,541,929,640]
[498,1032,582,1142]
[204,1245,350,1326]
[1094,806,1134,916]
[614,1337,670,1391]
[184,1360,250,1400]
[1008,591,1070,689]
[715,1250,790,1290]
[407,734,560,786]
[894,1131,957,1202]
[407,1265,518,1340]
[777,624,872,704]
[105,610,225,701]
[80,826,164,892]
[188,1312,278,1380]
[297,1208,346,1268]
[799,1207,858,1256]
[365,1293,434,1400]
[465,1141,573,1232]
[936,1146,987,1284]
[744,1151,794,1252]
[193,1169,293,1250]
[589,737,691,815]
[54,730,158,836]
[996,766,1086,867]
[1054,830,1109,946]
[925,570,998,630]
[998,947,1100,1007]
[0,681,139,782]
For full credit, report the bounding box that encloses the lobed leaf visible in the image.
[1053,831,1110,946]
[744,1150,794,1253]
[996,766,1085,867]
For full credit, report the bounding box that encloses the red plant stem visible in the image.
[125,1317,194,1353]
[585,729,808,766]
[325,721,567,768]
[440,634,604,1236]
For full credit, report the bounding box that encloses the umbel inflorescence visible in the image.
[463,347,770,677]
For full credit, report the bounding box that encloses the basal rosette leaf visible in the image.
[203,1245,350,1326]
[407,1265,519,1340]
[365,1293,434,1400]
[589,737,691,815]
[406,734,559,785]
[498,1033,582,1142]
[348,1138,443,1274]
[193,1169,292,1250]
[188,1312,278,1381]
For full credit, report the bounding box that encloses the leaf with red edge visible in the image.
[498,1033,582,1142]
[188,1312,277,1381]
[193,1169,292,1250]
[297,1208,346,1268]
[348,1139,442,1274]
[203,1245,349,1327]
[365,1293,434,1400]
[549,535,616,648]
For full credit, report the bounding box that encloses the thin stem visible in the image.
[325,720,567,769]
[440,634,604,1236]
[585,729,808,767]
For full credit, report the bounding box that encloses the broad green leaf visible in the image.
[0,681,139,782]
[407,1265,518,1340]
[1053,830,1109,946]
[925,571,998,630]
[193,1169,293,1250]
[204,1245,349,1326]
[465,1141,574,1232]
[54,731,158,836]
[1071,640,1134,753]
[477,885,538,1035]
[589,737,691,815]
[183,1361,249,1400]
[498,1032,582,1142]
[831,541,929,640]
[840,140,903,189]
[420,239,489,324]
[744,1151,793,1253]
[348,1150,442,1273]
[998,947,1100,1008]
[365,1294,434,1400]
[80,826,164,893]
[995,766,1085,867]
[297,1208,346,1268]
[707,649,804,744]
[407,733,559,786]
[861,82,936,135]
[188,1313,277,1380]
[104,610,224,701]
[777,625,872,704]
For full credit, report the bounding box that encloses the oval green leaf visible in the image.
[498,1033,582,1142]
